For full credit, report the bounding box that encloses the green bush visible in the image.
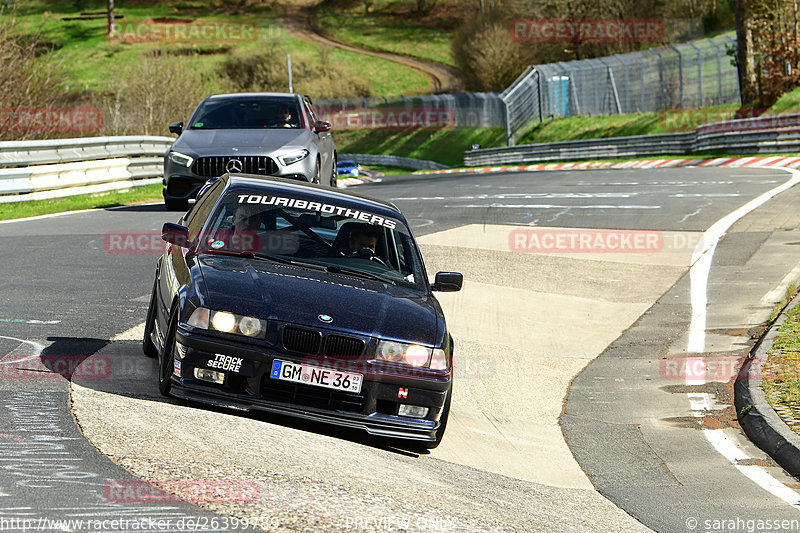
[219,47,374,99]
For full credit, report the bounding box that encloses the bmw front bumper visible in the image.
[170,327,451,442]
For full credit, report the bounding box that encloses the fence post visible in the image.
[652,49,665,110]
[688,41,703,106]
[668,44,684,108]
[709,38,724,104]
[504,97,515,147]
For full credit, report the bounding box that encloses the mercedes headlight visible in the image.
[187,307,266,339]
[168,151,194,168]
[278,149,309,166]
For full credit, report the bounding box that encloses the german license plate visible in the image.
[270,359,363,394]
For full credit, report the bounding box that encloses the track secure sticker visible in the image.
[208,354,243,373]
[237,194,397,229]
[210,240,225,249]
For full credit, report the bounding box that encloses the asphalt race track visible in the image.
[2,167,800,532]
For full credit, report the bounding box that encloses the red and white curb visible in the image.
[416,156,800,175]
[337,170,383,187]
[337,175,378,187]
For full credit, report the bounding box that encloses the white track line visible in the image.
[0,336,45,358]
[687,167,800,509]
[687,169,800,353]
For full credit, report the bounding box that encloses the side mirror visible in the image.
[162,222,190,247]
[313,120,332,133]
[432,272,463,292]
[169,121,183,135]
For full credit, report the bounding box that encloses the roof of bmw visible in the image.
[223,174,401,214]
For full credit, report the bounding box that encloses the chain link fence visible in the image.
[502,33,740,145]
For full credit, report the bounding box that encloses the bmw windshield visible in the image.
[197,191,428,291]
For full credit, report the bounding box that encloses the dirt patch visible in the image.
[664,410,741,431]
[277,1,463,94]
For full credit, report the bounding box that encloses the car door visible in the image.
[157,179,225,333]
[303,96,335,175]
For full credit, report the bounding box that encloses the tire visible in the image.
[142,278,159,358]
[330,157,338,188]
[158,307,179,397]
[420,384,452,450]
[165,197,189,211]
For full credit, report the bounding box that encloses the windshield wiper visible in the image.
[252,253,326,271]
[203,249,325,270]
[203,249,254,258]
[326,265,395,285]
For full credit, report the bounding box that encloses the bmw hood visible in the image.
[174,129,313,155]
[197,256,441,345]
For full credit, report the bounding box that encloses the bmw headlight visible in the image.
[278,149,309,166]
[376,340,433,368]
[168,151,194,168]
[187,307,266,339]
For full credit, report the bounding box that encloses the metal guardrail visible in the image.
[0,136,174,203]
[465,114,800,166]
[0,137,450,202]
[464,133,695,166]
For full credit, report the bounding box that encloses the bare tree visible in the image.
[415,0,437,16]
[734,0,757,106]
[107,0,115,37]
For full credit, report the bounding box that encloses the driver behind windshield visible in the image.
[348,223,380,254]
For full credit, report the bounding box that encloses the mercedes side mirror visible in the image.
[314,120,332,133]
[169,121,183,135]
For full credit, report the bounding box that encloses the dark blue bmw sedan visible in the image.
[143,174,462,448]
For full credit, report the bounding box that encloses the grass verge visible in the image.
[335,127,506,167]
[315,3,458,68]
[12,1,428,97]
[0,183,163,221]
[761,284,800,434]
[518,86,800,146]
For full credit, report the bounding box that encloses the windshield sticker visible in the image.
[194,122,204,128]
[210,240,225,249]
[237,194,397,229]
